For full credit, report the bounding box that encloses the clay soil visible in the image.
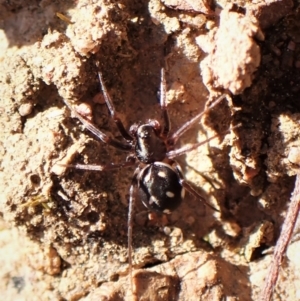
[1,0,300,300]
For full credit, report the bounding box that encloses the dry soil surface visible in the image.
[1,0,300,300]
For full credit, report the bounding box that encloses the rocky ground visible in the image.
[1,0,300,300]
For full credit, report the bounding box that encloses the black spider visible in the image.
[63,69,226,290]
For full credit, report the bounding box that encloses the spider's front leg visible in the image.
[167,94,227,146]
[98,72,133,141]
[63,156,136,171]
[63,99,133,151]
[159,68,170,138]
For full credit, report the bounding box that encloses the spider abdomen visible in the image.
[137,162,185,213]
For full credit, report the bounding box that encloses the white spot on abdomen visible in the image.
[158,171,167,178]
[166,191,175,198]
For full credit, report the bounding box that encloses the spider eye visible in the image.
[138,126,151,139]
[139,131,149,139]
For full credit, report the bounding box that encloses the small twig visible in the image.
[260,173,300,301]
[56,12,73,24]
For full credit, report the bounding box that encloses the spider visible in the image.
[63,69,228,291]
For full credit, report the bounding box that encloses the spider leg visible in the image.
[127,166,141,294]
[98,72,133,141]
[61,157,136,171]
[173,162,219,212]
[167,132,223,159]
[167,94,227,146]
[64,99,133,151]
[160,68,170,138]
[167,123,241,159]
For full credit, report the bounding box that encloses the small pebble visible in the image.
[288,146,300,165]
[75,102,93,120]
[18,103,33,116]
